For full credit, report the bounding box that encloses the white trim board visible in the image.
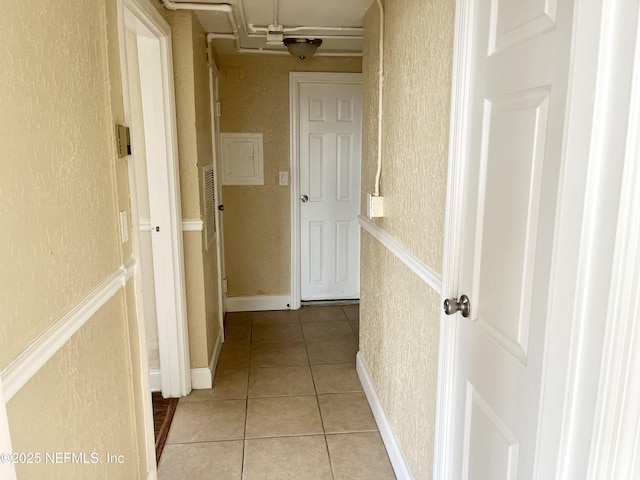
[152,334,223,391]
[359,216,442,294]
[182,219,204,231]
[139,218,203,232]
[431,0,471,475]
[356,352,413,480]
[289,72,363,310]
[226,295,291,312]
[0,260,136,403]
[122,0,191,400]
[207,333,224,387]
[0,381,16,479]
[149,369,162,392]
[588,10,640,475]
[190,367,213,390]
[191,334,223,390]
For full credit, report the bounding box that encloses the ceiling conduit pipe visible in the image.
[162,1,362,57]
[248,24,364,35]
[247,33,363,41]
[205,32,361,56]
[206,32,290,55]
[373,0,384,197]
[160,1,239,36]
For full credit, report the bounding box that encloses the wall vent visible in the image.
[203,165,216,249]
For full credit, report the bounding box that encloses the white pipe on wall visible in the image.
[161,1,238,36]
[163,1,361,57]
[248,24,363,35]
[247,33,363,41]
[205,33,362,57]
[373,0,384,197]
[273,0,279,27]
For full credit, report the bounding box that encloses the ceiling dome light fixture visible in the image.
[283,38,322,60]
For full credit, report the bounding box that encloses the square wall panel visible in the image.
[222,133,264,185]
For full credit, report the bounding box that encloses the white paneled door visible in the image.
[447,0,574,477]
[299,82,362,301]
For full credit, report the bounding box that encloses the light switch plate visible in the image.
[279,171,289,186]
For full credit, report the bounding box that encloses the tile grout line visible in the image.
[241,311,254,480]
[302,310,338,480]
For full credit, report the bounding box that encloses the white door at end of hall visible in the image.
[299,83,362,301]
[448,0,574,478]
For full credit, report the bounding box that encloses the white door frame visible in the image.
[118,0,190,464]
[434,0,640,478]
[289,72,363,310]
[208,56,227,332]
[121,0,190,400]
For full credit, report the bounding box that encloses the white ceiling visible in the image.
[170,0,370,56]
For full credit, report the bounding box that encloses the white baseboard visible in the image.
[356,351,413,480]
[150,333,223,392]
[149,369,161,392]
[209,333,223,385]
[191,332,224,390]
[226,295,291,312]
[190,367,212,390]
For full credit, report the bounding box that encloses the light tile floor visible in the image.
[158,304,396,480]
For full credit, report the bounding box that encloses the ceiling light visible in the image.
[283,38,322,60]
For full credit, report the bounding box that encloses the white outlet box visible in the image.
[367,193,385,218]
[279,171,289,186]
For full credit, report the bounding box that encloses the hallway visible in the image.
[157,305,395,479]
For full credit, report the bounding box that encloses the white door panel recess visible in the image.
[298,82,362,301]
[443,0,574,477]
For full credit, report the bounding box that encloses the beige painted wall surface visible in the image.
[183,232,208,366]
[359,0,455,477]
[7,295,138,480]
[360,234,441,479]
[169,9,201,221]
[217,55,362,297]
[123,279,151,480]
[168,10,221,368]
[0,0,121,368]
[2,0,154,477]
[363,0,454,270]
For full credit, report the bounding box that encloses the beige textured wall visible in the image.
[168,10,221,367]
[359,0,455,477]
[363,0,453,269]
[0,0,120,368]
[360,235,442,479]
[218,54,362,297]
[7,296,138,479]
[123,279,150,480]
[0,0,146,476]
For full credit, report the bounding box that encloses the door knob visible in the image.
[443,294,471,318]
[218,205,224,211]
[300,195,309,203]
